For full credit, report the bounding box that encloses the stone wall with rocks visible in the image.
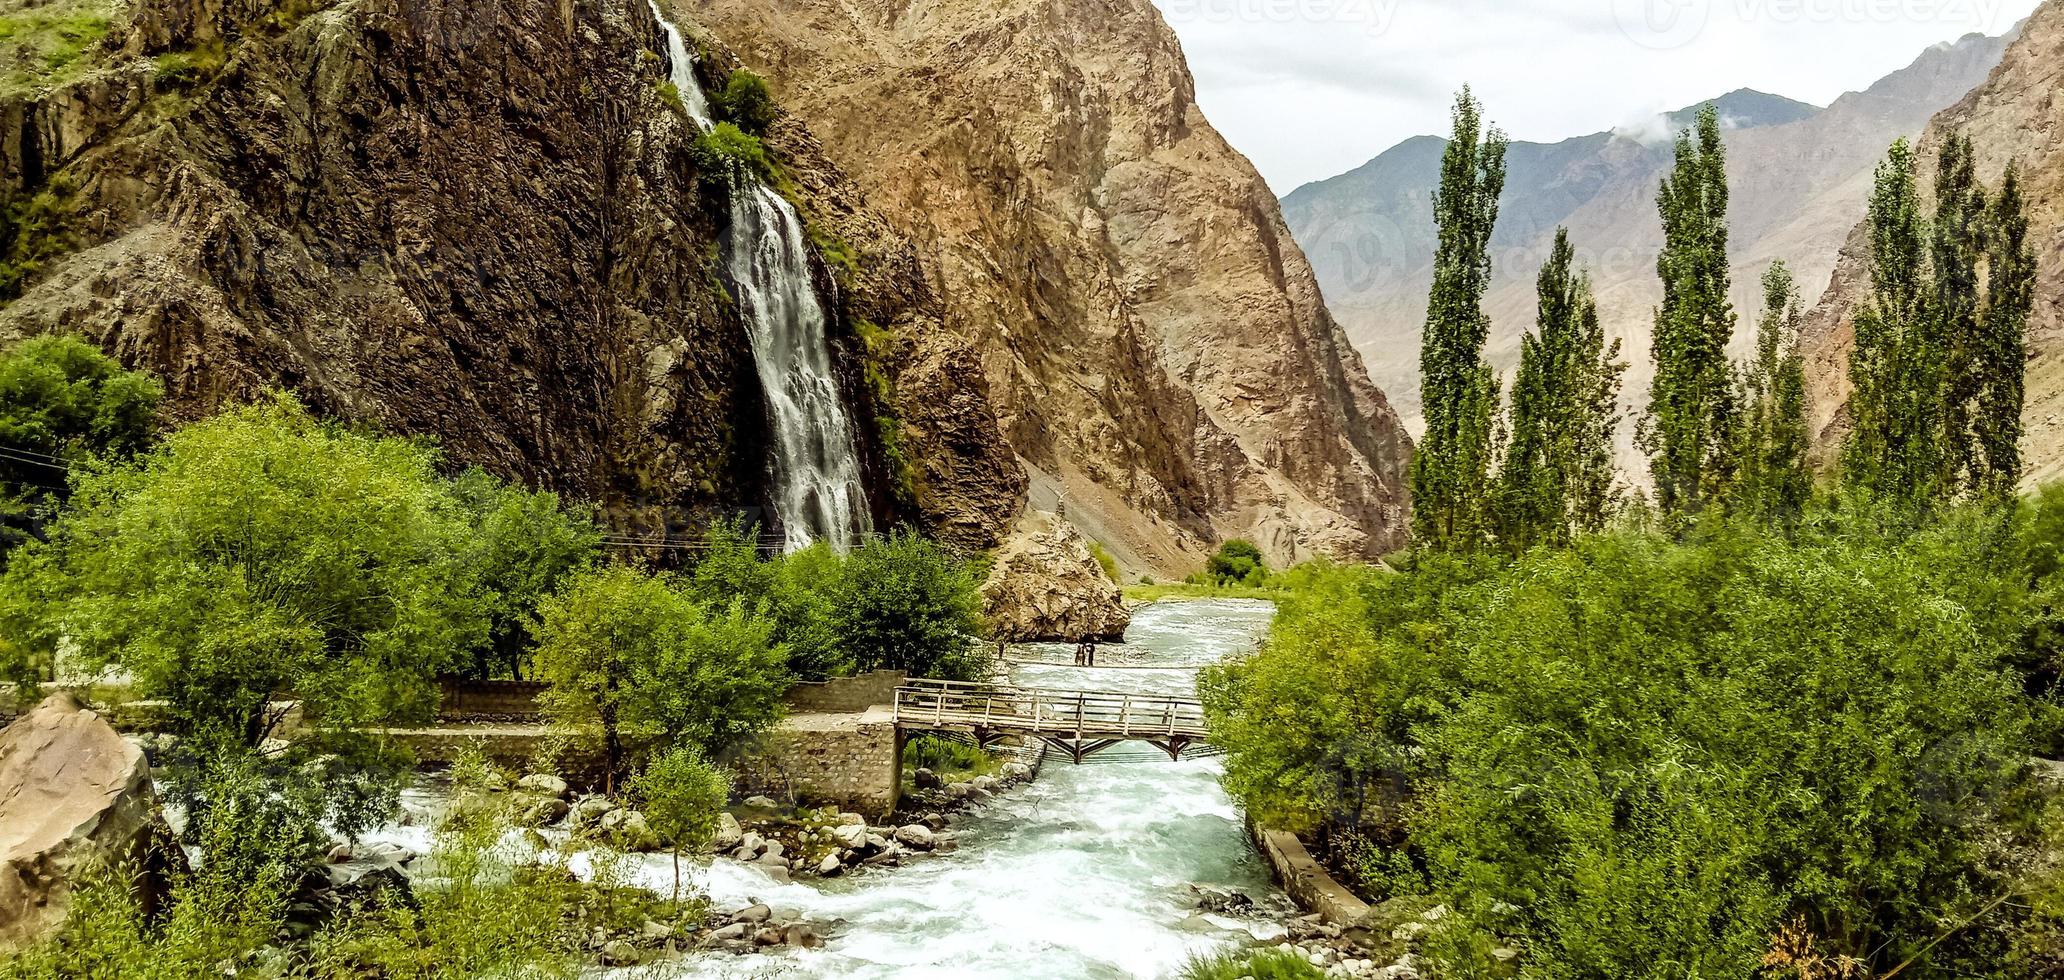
[728,709,903,819]
[1252,825,1371,929]
[782,671,907,713]
[435,679,547,721]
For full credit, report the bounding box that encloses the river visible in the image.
[648,598,1282,978]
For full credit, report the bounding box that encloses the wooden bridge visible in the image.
[892,679,1211,763]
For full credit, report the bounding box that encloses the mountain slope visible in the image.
[1287,39,2010,478]
[0,0,1024,546]
[1800,0,2064,483]
[680,0,1413,569]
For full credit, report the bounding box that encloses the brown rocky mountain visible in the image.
[1800,0,2064,485]
[0,0,1022,549]
[680,0,1412,571]
[0,0,1412,572]
[1285,34,2010,479]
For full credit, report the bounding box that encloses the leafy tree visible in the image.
[1641,104,1738,518]
[1731,261,1811,525]
[830,530,988,679]
[1844,133,2035,505]
[531,565,787,785]
[630,746,731,905]
[1977,163,2036,496]
[712,69,776,135]
[0,335,161,552]
[1844,138,1936,502]
[1204,509,2049,974]
[1495,228,1623,550]
[449,468,602,680]
[1410,87,1506,551]
[1205,538,1268,586]
[681,521,846,679]
[0,394,476,838]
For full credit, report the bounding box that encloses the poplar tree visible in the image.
[1843,133,2034,503]
[1977,164,2035,496]
[1641,105,1738,517]
[1843,139,1934,499]
[1732,261,1810,524]
[1411,87,1507,550]
[1496,228,1624,550]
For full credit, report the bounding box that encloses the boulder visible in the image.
[732,903,772,924]
[515,774,569,799]
[514,796,570,828]
[894,824,936,850]
[784,923,824,947]
[0,694,182,948]
[830,823,868,849]
[599,809,659,852]
[816,853,843,876]
[566,794,614,831]
[978,513,1130,643]
[913,767,943,790]
[710,812,743,853]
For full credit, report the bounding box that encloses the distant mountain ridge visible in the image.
[1284,32,2014,478]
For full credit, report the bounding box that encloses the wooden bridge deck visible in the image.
[892,679,1210,763]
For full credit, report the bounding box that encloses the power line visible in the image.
[0,447,71,472]
[0,443,68,464]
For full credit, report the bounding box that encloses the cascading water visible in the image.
[651,4,870,552]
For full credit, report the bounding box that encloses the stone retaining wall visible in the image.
[781,671,907,713]
[1252,824,1372,928]
[435,678,547,720]
[728,708,902,818]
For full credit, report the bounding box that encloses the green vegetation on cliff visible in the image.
[0,0,112,95]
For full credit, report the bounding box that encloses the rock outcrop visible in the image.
[979,512,1129,643]
[1800,0,2064,482]
[0,693,179,948]
[0,0,1022,547]
[682,0,1413,571]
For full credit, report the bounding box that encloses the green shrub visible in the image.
[1204,508,2056,975]
[1088,541,1120,583]
[902,733,1000,779]
[151,39,226,87]
[0,4,112,94]
[692,122,771,186]
[711,69,776,134]
[1204,538,1267,587]
[0,333,161,556]
[1178,947,1327,980]
[0,174,81,300]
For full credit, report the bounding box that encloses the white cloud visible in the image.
[1153,0,2041,193]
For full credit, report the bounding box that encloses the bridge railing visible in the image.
[892,678,1209,739]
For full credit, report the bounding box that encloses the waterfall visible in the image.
[650,3,871,553]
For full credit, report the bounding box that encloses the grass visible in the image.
[1179,947,1328,980]
[902,733,1003,780]
[1088,541,1120,583]
[0,0,112,95]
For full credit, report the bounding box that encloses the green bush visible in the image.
[449,467,601,680]
[1088,541,1120,583]
[902,733,1000,779]
[1178,947,1327,980]
[692,122,771,186]
[711,69,776,134]
[1204,507,2059,975]
[0,174,81,300]
[1204,538,1267,587]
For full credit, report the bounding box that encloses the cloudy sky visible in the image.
[1152,0,2041,194]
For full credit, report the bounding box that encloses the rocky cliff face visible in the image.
[680,0,1412,570]
[0,0,1022,547]
[1800,0,2064,483]
[1287,37,2009,480]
